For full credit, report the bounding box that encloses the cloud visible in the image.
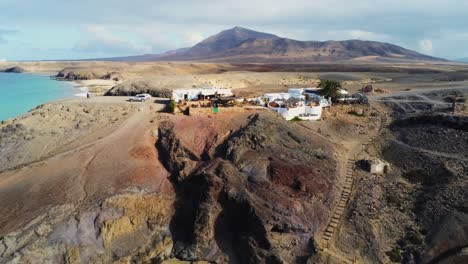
[73,25,152,55]
[347,30,391,42]
[2,0,468,59]
[419,39,433,54]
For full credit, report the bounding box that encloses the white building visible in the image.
[263,92,292,102]
[172,88,233,102]
[263,89,326,121]
[274,105,323,121]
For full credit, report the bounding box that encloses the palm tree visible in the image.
[317,80,342,101]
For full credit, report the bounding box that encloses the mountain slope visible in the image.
[170,26,280,59]
[211,38,442,62]
[96,27,446,63]
[157,27,444,62]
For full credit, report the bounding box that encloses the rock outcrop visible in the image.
[101,71,124,81]
[1,66,25,73]
[0,193,175,264]
[56,67,123,81]
[333,107,468,263]
[0,107,342,264]
[157,112,340,263]
[105,80,172,97]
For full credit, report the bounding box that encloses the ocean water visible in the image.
[0,73,83,121]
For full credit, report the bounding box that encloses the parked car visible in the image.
[129,94,151,102]
[336,93,368,104]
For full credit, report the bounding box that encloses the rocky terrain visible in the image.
[156,112,343,263]
[327,88,468,264]
[56,68,123,81]
[0,96,368,263]
[1,57,468,264]
[0,66,25,73]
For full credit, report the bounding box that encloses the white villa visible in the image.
[262,88,330,121]
[172,88,233,102]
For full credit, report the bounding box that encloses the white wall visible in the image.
[172,88,232,102]
[273,106,323,121]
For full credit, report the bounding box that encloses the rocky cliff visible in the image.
[156,112,340,263]
[56,67,123,81]
[1,66,25,73]
[0,106,341,263]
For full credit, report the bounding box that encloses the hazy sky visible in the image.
[1,0,467,60]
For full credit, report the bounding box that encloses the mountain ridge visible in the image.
[94,26,447,63]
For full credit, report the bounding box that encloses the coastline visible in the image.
[49,75,89,98]
[51,75,119,97]
[28,72,89,98]
[0,70,120,122]
[0,73,91,122]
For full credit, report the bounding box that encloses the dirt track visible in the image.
[0,98,173,235]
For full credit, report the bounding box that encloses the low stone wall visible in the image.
[189,106,264,115]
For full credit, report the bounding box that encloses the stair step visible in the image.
[329,222,338,228]
[331,218,339,224]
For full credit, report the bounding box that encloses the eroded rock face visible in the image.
[336,113,468,264]
[0,111,340,264]
[56,68,123,81]
[157,112,340,263]
[1,66,25,73]
[105,80,172,98]
[56,68,100,80]
[0,193,174,264]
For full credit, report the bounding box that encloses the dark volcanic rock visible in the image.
[101,71,123,81]
[382,114,468,264]
[56,68,100,80]
[2,66,25,73]
[156,112,340,263]
[56,68,123,81]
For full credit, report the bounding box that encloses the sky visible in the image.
[1,0,468,61]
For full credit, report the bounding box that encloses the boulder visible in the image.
[101,71,123,81]
[361,84,374,93]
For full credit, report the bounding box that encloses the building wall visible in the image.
[272,106,322,121]
[172,88,232,102]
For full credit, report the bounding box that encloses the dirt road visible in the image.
[0,98,173,235]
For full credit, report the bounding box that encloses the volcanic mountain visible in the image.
[100,27,445,63]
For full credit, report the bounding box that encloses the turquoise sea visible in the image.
[0,73,82,121]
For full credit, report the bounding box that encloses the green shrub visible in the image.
[168,100,176,113]
[386,248,402,263]
[318,79,342,101]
